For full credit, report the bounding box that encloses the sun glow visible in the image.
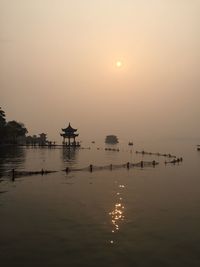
[116,61,122,68]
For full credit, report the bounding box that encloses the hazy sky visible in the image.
[0,0,199,142]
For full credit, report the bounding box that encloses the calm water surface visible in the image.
[0,140,200,267]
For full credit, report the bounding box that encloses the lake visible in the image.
[0,139,200,267]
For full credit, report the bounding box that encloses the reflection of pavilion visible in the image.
[60,123,80,147]
[62,147,78,163]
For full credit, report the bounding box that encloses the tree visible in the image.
[5,121,28,144]
[0,107,6,127]
[0,107,6,141]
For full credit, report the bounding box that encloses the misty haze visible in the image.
[0,1,200,267]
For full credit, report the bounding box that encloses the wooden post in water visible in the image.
[126,162,130,169]
[140,161,144,168]
[12,169,15,181]
[89,164,93,172]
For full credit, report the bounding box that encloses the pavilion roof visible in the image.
[60,133,79,138]
[39,133,47,136]
[62,123,78,133]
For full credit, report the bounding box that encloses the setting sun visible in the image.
[116,61,122,68]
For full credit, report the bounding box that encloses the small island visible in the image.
[105,135,119,144]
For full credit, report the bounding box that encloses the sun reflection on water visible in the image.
[109,183,125,244]
[109,202,125,232]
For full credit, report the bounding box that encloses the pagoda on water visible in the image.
[60,123,80,147]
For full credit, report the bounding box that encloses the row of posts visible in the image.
[11,168,46,181]
[66,160,156,173]
[11,161,156,180]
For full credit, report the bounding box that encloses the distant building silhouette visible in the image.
[39,133,47,146]
[105,135,119,144]
[26,133,48,146]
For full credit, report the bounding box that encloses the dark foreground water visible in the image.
[0,139,200,267]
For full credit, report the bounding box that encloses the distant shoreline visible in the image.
[0,144,80,148]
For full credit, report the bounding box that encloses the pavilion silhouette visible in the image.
[60,123,80,147]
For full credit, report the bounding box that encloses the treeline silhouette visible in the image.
[0,107,28,145]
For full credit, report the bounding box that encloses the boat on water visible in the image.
[197,145,200,151]
[128,142,133,146]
